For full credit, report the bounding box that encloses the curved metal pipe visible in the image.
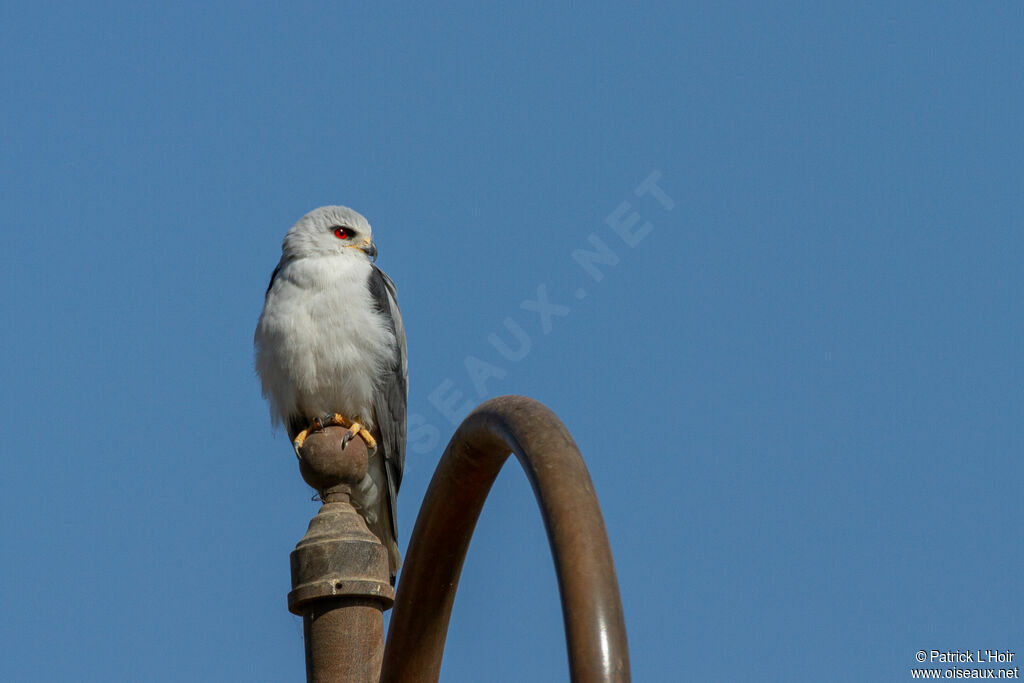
[381,395,630,682]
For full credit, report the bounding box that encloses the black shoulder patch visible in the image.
[265,263,282,299]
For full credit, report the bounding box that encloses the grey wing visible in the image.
[367,264,408,541]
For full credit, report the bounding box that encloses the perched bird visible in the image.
[254,205,407,578]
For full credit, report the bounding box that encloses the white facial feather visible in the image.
[281,205,373,260]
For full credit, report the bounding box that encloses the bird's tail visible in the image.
[354,459,403,582]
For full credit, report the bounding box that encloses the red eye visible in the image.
[334,227,350,239]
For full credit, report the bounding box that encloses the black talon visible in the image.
[341,431,353,450]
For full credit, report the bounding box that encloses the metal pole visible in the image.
[289,427,395,683]
[382,395,631,682]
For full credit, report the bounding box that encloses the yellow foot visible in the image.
[292,414,376,456]
[341,422,377,454]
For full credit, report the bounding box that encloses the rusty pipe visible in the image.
[289,427,395,683]
[382,395,630,682]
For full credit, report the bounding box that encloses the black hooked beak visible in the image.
[361,241,378,261]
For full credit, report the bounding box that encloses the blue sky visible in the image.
[2,2,1021,681]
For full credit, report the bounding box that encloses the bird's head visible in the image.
[281,205,377,262]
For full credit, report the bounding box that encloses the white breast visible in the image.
[254,254,394,431]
